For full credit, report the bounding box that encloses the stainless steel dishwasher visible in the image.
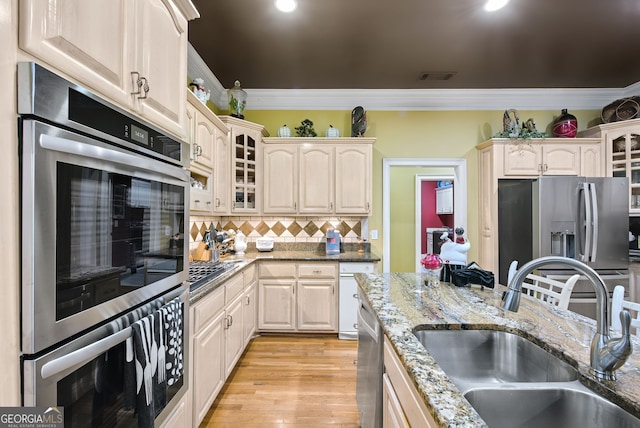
[356,287,383,428]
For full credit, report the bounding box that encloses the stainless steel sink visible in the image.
[465,386,640,428]
[413,329,577,383]
[412,328,640,427]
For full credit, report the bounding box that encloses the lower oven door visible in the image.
[23,287,189,428]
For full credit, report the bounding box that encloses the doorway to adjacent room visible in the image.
[383,158,467,273]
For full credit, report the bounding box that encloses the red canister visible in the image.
[552,108,578,138]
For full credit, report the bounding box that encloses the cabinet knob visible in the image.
[194,199,201,203]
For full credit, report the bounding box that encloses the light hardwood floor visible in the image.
[200,335,360,428]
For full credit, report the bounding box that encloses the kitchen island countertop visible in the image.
[355,272,640,427]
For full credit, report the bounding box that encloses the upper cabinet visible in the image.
[186,90,229,215]
[496,139,603,177]
[580,118,640,214]
[263,138,375,216]
[435,186,453,214]
[476,137,603,274]
[19,0,199,140]
[219,116,268,214]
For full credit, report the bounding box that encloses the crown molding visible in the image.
[188,44,638,112]
[244,87,629,111]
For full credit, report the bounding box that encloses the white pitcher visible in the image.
[234,231,247,256]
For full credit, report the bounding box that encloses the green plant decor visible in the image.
[494,115,548,139]
[295,119,317,137]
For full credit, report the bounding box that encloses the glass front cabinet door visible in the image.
[220,116,267,214]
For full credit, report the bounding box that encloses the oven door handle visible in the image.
[40,133,189,182]
[40,327,132,380]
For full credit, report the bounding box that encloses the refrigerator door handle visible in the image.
[589,182,599,262]
[582,182,593,262]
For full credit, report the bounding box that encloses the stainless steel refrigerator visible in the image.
[498,176,630,319]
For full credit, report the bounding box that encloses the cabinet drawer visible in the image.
[259,263,296,278]
[225,273,244,304]
[298,263,337,278]
[193,286,224,332]
[244,264,256,286]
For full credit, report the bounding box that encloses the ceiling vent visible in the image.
[418,72,456,81]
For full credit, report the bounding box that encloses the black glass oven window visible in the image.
[57,340,183,427]
[56,163,185,320]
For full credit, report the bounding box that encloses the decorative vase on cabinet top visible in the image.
[277,124,291,137]
[326,125,340,137]
[227,80,247,119]
[552,108,578,138]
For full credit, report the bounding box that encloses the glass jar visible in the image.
[227,80,247,119]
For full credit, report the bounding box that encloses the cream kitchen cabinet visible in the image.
[258,263,297,331]
[263,144,298,213]
[335,144,373,214]
[262,138,374,215]
[500,139,602,176]
[300,146,335,213]
[213,123,232,214]
[220,116,268,214]
[190,271,248,427]
[435,186,453,214]
[258,262,338,332]
[476,137,603,274]
[191,286,225,427]
[383,337,438,427]
[580,118,640,214]
[242,265,257,346]
[19,0,199,139]
[186,90,229,214]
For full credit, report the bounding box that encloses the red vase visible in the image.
[552,109,578,138]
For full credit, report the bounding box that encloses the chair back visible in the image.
[612,285,640,337]
[520,273,580,310]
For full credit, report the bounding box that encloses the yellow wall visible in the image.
[246,108,601,271]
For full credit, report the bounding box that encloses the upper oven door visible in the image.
[22,119,190,354]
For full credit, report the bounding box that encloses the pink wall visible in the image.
[421,181,454,253]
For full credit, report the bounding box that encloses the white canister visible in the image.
[277,124,291,138]
[326,125,340,138]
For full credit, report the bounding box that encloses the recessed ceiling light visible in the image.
[484,0,509,12]
[275,0,297,13]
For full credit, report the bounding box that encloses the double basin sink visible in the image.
[413,328,640,427]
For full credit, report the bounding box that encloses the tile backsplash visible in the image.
[189,215,367,250]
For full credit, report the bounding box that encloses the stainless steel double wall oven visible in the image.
[19,62,190,427]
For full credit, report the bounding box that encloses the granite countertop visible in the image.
[355,272,640,427]
[188,250,380,304]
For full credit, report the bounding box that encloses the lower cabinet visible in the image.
[258,261,338,332]
[191,287,225,426]
[224,293,244,378]
[383,337,438,427]
[383,374,410,428]
[243,265,257,346]
[190,269,256,426]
